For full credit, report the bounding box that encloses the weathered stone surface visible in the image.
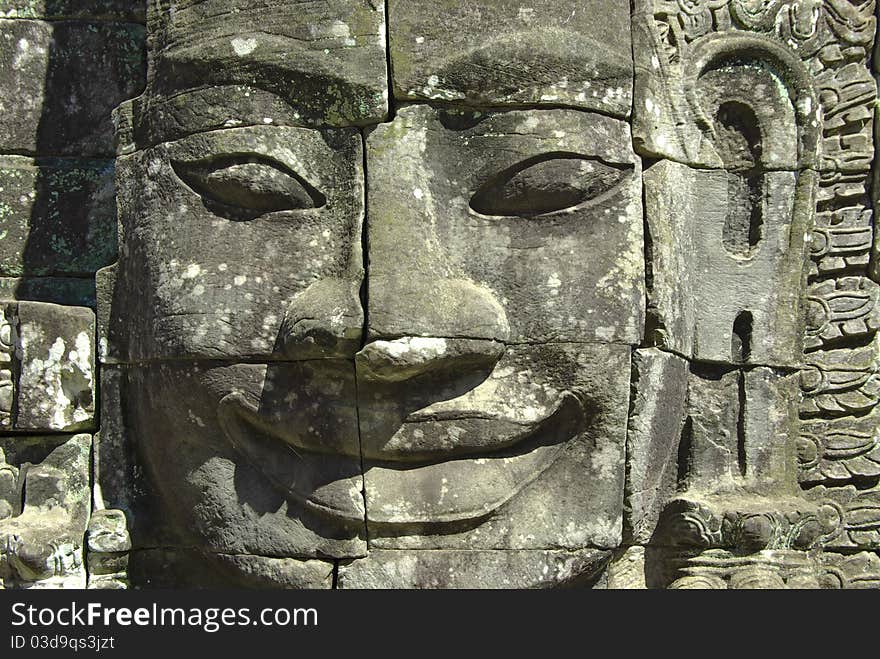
[365,343,631,551]
[679,365,800,497]
[644,159,813,367]
[811,206,874,278]
[87,574,127,589]
[15,301,95,432]
[388,0,632,117]
[0,277,95,309]
[120,361,367,563]
[799,341,880,485]
[805,276,880,350]
[0,1,145,21]
[85,509,130,580]
[130,0,387,146]
[0,304,14,429]
[606,546,648,590]
[625,349,688,544]
[339,549,611,589]
[0,433,91,588]
[127,549,334,589]
[86,508,130,555]
[107,126,364,362]
[92,365,167,550]
[625,349,811,554]
[0,156,117,277]
[0,301,94,432]
[25,0,875,590]
[366,104,644,345]
[0,19,145,156]
[666,549,829,589]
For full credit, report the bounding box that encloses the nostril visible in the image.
[278,278,364,360]
[356,337,505,383]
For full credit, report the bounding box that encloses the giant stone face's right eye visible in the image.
[172,155,327,220]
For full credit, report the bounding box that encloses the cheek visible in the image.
[126,365,265,466]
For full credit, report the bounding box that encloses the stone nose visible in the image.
[277,277,364,360]
[367,274,511,344]
[356,336,505,384]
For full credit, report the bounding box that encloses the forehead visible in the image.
[387,0,632,117]
[139,0,632,139]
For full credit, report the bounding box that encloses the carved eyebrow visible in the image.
[135,86,311,145]
[157,32,381,114]
[422,31,632,107]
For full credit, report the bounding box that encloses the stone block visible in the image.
[132,0,387,145]
[0,277,95,309]
[0,156,117,277]
[625,349,688,544]
[86,509,130,578]
[127,549,334,589]
[339,549,611,589]
[0,19,145,156]
[632,0,875,172]
[15,301,95,432]
[120,361,367,561]
[109,126,364,362]
[86,508,130,555]
[365,343,632,551]
[388,0,632,117]
[0,433,91,588]
[644,159,813,367]
[366,104,644,345]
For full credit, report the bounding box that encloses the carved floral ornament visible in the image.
[658,0,875,48]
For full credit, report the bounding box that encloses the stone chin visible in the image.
[218,384,587,529]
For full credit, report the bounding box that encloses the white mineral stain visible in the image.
[231,37,258,56]
[375,337,448,360]
[521,116,540,130]
[182,264,202,279]
[595,326,615,341]
[24,330,93,430]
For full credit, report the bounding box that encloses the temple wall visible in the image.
[1,0,879,589]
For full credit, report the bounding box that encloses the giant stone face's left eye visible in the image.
[470,153,629,218]
[172,155,326,220]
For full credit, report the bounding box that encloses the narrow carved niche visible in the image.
[676,417,693,491]
[736,369,748,478]
[714,102,764,258]
[731,310,753,363]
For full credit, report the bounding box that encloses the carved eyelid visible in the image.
[469,152,631,218]
[171,153,327,220]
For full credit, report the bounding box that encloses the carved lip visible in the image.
[218,390,586,527]
[363,391,586,463]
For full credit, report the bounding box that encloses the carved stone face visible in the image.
[94,0,880,590]
[106,0,644,586]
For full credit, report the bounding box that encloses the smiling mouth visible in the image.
[218,389,587,528]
